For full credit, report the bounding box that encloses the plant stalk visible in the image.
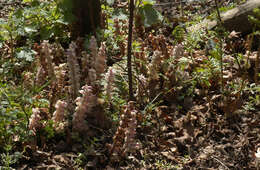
[214,0,222,23]
[127,0,135,101]
[255,45,260,84]
[214,0,224,92]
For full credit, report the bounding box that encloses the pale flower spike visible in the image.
[105,67,115,103]
[72,85,97,133]
[29,108,42,135]
[52,100,67,123]
[67,42,80,100]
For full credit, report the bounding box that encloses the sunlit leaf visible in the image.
[106,0,115,5]
[139,4,163,27]
[16,49,36,62]
[142,0,155,5]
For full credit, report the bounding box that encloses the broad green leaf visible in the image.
[22,0,33,3]
[253,8,260,19]
[142,0,155,5]
[139,4,163,27]
[40,26,54,40]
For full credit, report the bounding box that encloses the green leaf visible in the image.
[139,4,163,27]
[142,0,155,5]
[23,0,33,3]
[58,0,75,23]
[253,8,260,19]
[24,26,37,34]
[40,27,54,40]
[16,49,36,62]
[106,0,115,5]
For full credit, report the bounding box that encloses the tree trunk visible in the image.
[188,0,260,34]
[72,0,101,37]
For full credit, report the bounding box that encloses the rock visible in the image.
[188,0,260,34]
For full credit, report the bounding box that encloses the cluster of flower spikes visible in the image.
[66,42,81,100]
[149,50,163,81]
[28,41,68,136]
[163,43,186,86]
[82,36,107,88]
[29,108,49,135]
[96,42,106,79]
[133,33,186,101]
[113,18,127,56]
[69,36,107,134]
[148,33,173,59]
[33,41,68,111]
[109,101,139,159]
[22,71,34,88]
[53,63,67,95]
[136,74,147,102]
[105,67,115,103]
[35,41,55,86]
[49,61,68,113]
[133,41,148,72]
[133,34,174,89]
[29,99,68,136]
[29,108,42,135]
[51,100,68,132]
[72,85,97,133]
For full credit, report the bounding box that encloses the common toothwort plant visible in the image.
[148,50,162,81]
[29,108,42,135]
[85,36,107,87]
[52,100,67,132]
[67,42,80,100]
[35,41,55,86]
[96,42,107,79]
[72,85,97,133]
[109,101,140,160]
[105,67,115,103]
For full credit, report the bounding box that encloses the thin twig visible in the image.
[255,45,260,84]
[214,0,224,92]
[214,0,222,23]
[212,156,230,170]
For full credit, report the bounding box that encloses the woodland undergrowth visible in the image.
[0,0,260,169]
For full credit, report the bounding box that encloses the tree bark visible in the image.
[72,0,101,37]
[127,0,134,101]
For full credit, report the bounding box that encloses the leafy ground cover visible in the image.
[0,0,260,169]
